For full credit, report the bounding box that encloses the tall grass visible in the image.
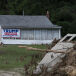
[0,45,46,70]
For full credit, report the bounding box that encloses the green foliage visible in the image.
[69,20,76,34]
[57,21,70,36]
[0,45,46,69]
[0,0,76,36]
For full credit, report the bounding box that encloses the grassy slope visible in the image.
[0,45,46,69]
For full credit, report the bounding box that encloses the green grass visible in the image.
[0,44,46,70]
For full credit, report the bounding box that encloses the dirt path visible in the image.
[0,71,21,76]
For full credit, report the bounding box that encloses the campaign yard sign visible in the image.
[2,29,20,38]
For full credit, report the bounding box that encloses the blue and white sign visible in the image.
[2,29,20,38]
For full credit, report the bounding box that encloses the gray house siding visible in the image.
[20,29,60,40]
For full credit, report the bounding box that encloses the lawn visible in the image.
[0,44,46,70]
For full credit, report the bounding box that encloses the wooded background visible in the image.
[0,0,76,36]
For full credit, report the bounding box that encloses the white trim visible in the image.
[2,39,53,44]
[59,29,61,39]
[34,29,35,40]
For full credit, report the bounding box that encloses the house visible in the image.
[0,15,61,44]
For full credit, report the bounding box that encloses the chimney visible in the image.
[46,10,50,19]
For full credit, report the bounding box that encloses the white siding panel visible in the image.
[21,30,34,40]
[21,30,29,39]
[34,30,41,40]
[41,30,47,40]
[18,29,60,40]
[47,30,53,40]
[52,29,59,39]
[28,30,34,40]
